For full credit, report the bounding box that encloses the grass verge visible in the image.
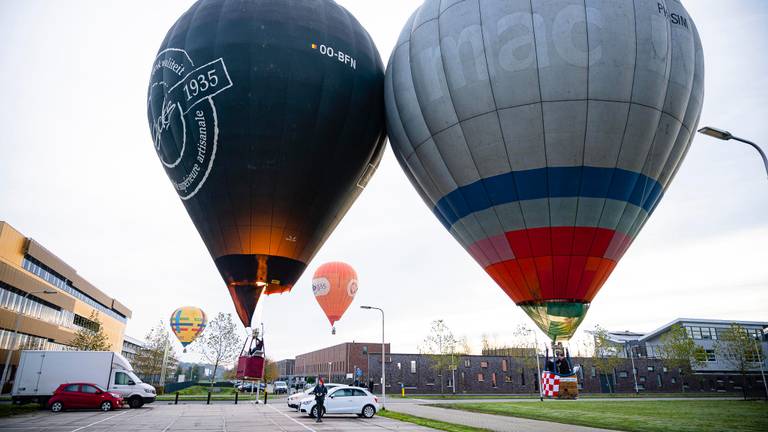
[397,392,741,400]
[379,409,492,432]
[0,403,41,417]
[437,400,768,432]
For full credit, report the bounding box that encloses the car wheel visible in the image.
[361,404,376,418]
[50,401,63,413]
[128,397,143,409]
[309,406,318,418]
[100,401,112,412]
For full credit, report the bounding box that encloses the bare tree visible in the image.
[591,326,624,393]
[133,321,178,385]
[419,320,458,395]
[69,311,111,351]
[656,324,705,392]
[197,312,242,388]
[716,324,760,400]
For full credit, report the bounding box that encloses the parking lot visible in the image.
[0,402,436,431]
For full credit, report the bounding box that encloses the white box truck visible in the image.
[11,350,156,408]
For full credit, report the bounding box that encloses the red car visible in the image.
[48,383,124,412]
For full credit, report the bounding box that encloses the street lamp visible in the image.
[328,361,332,383]
[626,343,639,395]
[1,290,57,394]
[360,305,385,408]
[698,126,768,179]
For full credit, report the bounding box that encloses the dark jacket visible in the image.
[312,383,327,401]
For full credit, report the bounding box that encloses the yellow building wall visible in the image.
[0,221,127,352]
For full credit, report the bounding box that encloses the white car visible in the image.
[287,383,341,408]
[299,386,379,418]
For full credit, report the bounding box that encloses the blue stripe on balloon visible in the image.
[432,166,663,229]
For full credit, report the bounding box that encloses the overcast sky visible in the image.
[1,0,766,363]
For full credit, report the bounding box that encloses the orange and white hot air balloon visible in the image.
[312,262,358,334]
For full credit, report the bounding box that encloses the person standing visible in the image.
[312,377,328,423]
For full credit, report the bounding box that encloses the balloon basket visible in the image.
[236,355,265,380]
[331,326,336,335]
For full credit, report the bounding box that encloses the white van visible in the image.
[11,350,156,408]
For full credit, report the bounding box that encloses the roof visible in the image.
[122,335,146,347]
[640,318,768,342]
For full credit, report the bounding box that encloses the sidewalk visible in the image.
[388,403,616,432]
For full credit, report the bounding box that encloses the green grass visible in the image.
[156,386,280,401]
[398,392,740,400]
[437,400,768,432]
[0,403,41,417]
[379,410,492,432]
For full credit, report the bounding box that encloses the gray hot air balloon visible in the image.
[385,0,703,342]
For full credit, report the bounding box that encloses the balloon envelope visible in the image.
[385,0,703,341]
[148,0,386,327]
[170,306,208,347]
[312,262,359,326]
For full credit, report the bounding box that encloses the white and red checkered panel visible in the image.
[541,372,560,397]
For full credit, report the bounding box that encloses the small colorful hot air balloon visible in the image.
[312,262,359,334]
[170,307,207,352]
[147,0,386,328]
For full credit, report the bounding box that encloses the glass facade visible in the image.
[22,256,126,323]
[0,328,71,351]
[0,283,76,329]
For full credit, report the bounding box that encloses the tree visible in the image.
[133,322,178,386]
[591,326,624,393]
[419,320,458,395]
[69,311,111,351]
[716,324,760,400]
[263,358,279,383]
[196,312,242,388]
[510,325,541,395]
[656,324,705,392]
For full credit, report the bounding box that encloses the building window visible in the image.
[671,377,677,384]
[464,359,471,368]
[657,374,663,388]
[647,366,655,372]
[21,256,126,323]
[521,369,526,386]
[663,366,668,373]
[480,361,488,368]
[410,360,416,374]
[397,362,401,370]
[74,314,100,332]
[639,376,646,383]
[706,350,716,362]
[477,373,484,382]
[502,359,508,372]
[618,371,629,378]
[591,366,596,378]
[491,373,497,388]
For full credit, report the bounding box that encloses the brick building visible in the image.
[294,342,390,383]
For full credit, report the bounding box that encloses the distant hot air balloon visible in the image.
[312,262,359,333]
[147,0,386,327]
[385,0,703,342]
[170,306,207,352]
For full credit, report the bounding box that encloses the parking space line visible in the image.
[266,404,317,432]
[68,410,130,432]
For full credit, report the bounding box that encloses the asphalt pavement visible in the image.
[0,402,436,431]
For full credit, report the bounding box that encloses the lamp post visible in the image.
[1,290,57,394]
[328,361,332,383]
[360,306,385,408]
[752,336,768,401]
[698,127,768,179]
[627,343,639,395]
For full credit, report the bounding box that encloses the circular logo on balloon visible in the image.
[347,279,358,298]
[312,277,331,297]
[147,48,233,200]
